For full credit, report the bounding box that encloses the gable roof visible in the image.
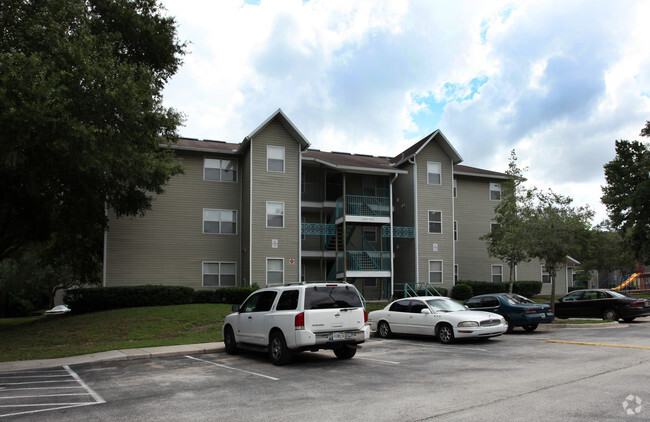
[391,130,463,166]
[238,108,311,153]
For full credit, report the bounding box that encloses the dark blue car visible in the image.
[465,293,554,332]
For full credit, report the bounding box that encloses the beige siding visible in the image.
[105,151,242,288]
[415,143,454,290]
[249,120,301,285]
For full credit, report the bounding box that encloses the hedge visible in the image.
[64,285,258,314]
[456,280,542,298]
[451,284,473,301]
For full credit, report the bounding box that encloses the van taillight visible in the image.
[295,312,305,330]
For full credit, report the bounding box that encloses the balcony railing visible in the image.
[337,251,391,272]
[336,195,390,219]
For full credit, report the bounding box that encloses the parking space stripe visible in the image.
[185,356,279,381]
[356,357,401,365]
[0,366,105,418]
[543,340,650,350]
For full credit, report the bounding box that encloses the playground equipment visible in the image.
[607,271,650,291]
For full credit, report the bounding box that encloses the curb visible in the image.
[0,342,225,372]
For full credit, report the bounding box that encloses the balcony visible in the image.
[336,195,390,223]
[336,250,391,278]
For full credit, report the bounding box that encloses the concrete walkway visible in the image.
[0,342,225,372]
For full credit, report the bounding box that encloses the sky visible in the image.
[160,0,650,224]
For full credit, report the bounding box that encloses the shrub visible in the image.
[65,285,195,314]
[451,284,473,301]
[512,281,543,297]
[458,281,507,296]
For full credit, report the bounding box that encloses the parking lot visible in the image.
[2,320,650,421]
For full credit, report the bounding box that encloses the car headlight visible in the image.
[457,321,479,327]
[501,318,506,325]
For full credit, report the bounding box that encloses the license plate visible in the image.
[539,313,546,317]
[332,332,345,341]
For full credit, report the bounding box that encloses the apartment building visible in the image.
[103,109,576,299]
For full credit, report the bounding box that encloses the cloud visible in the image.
[161,0,650,223]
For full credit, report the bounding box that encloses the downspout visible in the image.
[298,149,303,283]
[451,157,455,287]
[410,157,419,283]
[389,173,399,299]
[249,137,254,287]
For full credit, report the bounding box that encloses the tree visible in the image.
[0,0,186,268]
[525,190,593,311]
[481,150,532,292]
[601,122,650,265]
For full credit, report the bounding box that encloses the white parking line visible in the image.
[0,366,105,418]
[356,357,401,365]
[185,355,279,381]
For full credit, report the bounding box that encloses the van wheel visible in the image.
[377,321,392,338]
[334,346,357,359]
[223,326,238,355]
[269,331,292,366]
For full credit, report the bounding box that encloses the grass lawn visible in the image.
[0,304,232,362]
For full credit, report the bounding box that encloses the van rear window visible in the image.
[304,286,362,309]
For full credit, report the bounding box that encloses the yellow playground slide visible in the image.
[612,273,640,290]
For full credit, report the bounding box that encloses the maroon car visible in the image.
[554,289,650,321]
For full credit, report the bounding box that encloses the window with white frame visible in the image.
[454,220,458,241]
[202,262,236,287]
[490,222,500,232]
[266,202,284,228]
[542,265,551,283]
[491,265,503,283]
[490,183,501,200]
[267,258,284,285]
[427,162,441,185]
[429,260,443,284]
[454,264,459,283]
[267,146,285,172]
[204,158,237,182]
[428,210,442,234]
[203,209,236,234]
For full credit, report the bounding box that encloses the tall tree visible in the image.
[601,122,650,265]
[525,190,593,311]
[481,150,532,292]
[0,0,186,265]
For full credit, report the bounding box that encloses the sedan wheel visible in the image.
[377,321,392,338]
[602,308,619,321]
[437,323,455,344]
[523,324,538,332]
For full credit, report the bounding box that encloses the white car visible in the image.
[368,296,507,344]
[223,283,370,365]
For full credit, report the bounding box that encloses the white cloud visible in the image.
[161,0,650,224]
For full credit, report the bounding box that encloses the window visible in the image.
[204,158,237,182]
[266,202,284,228]
[240,290,278,313]
[453,178,457,197]
[454,264,459,283]
[203,209,236,234]
[427,162,441,185]
[491,265,503,283]
[428,211,442,234]
[276,290,299,311]
[490,183,501,200]
[364,278,378,288]
[267,258,284,285]
[541,266,550,283]
[267,146,285,172]
[490,222,500,232]
[429,260,443,284]
[454,221,458,241]
[410,300,428,313]
[389,300,409,312]
[202,262,236,287]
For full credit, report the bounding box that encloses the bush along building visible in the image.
[103,109,577,300]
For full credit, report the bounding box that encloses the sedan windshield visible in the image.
[426,298,467,312]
